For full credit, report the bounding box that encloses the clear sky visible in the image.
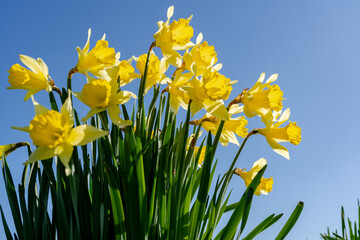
[1,1,360,239]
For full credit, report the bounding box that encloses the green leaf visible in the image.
[275,201,304,240]
[218,165,267,240]
[0,205,13,240]
[242,214,283,240]
[105,164,126,240]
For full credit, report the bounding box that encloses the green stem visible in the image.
[227,129,257,174]
[137,41,156,112]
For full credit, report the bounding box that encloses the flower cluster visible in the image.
[4,6,301,194]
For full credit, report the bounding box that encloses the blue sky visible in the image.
[1,1,360,239]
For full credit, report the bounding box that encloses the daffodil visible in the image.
[117,58,140,87]
[241,73,284,123]
[195,104,248,146]
[0,142,29,160]
[234,158,273,196]
[202,68,235,101]
[7,55,53,101]
[167,71,192,114]
[73,73,136,126]
[75,28,120,76]
[135,52,170,93]
[183,33,218,76]
[257,108,302,160]
[181,76,229,121]
[12,95,108,171]
[153,6,194,67]
[186,133,205,168]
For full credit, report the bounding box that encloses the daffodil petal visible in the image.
[277,108,290,125]
[57,142,73,168]
[37,58,49,77]
[11,126,30,132]
[190,100,204,117]
[265,73,278,84]
[68,125,108,146]
[167,6,174,20]
[83,28,92,53]
[61,94,74,124]
[196,32,203,45]
[205,101,229,121]
[170,94,181,114]
[24,89,38,101]
[251,158,267,172]
[25,146,55,164]
[113,91,137,105]
[32,97,50,115]
[81,108,105,122]
[19,54,42,75]
[266,138,290,160]
[108,105,132,127]
[228,104,244,115]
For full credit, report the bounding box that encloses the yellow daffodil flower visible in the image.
[195,146,206,168]
[135,52,170,93]
[202,68,235,101]
[196,104,248,146]
[75,28,120,76]
[181,77,229,121]
[186,133,205,168]
[73,73,136,126]
[8,55,53,101]
[12,95,108,171]
[0,142,29,160]
[183,33,218,76]
[117,58,140,87]
[167,71,192,114]
[257,108,302,160]
[234,158,273,196]
[153,6,194,67]
[241,73,284,123]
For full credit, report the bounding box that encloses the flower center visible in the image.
[81,79,112,108]
[118,60,135,84]
[203,71,232,100]
[169,18,193,46]
[29,110,71,148]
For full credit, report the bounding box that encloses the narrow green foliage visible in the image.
[321,201,360,240]
[275,201,304,240]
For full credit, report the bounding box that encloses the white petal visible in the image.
[37,58,49,77]
[265,73,278,84]
[257,72,266,83]
[19,54,42,75]
[213,63,222,71]
[32,97,50,115]
[196,33,203,45]
[167,6,174,20]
